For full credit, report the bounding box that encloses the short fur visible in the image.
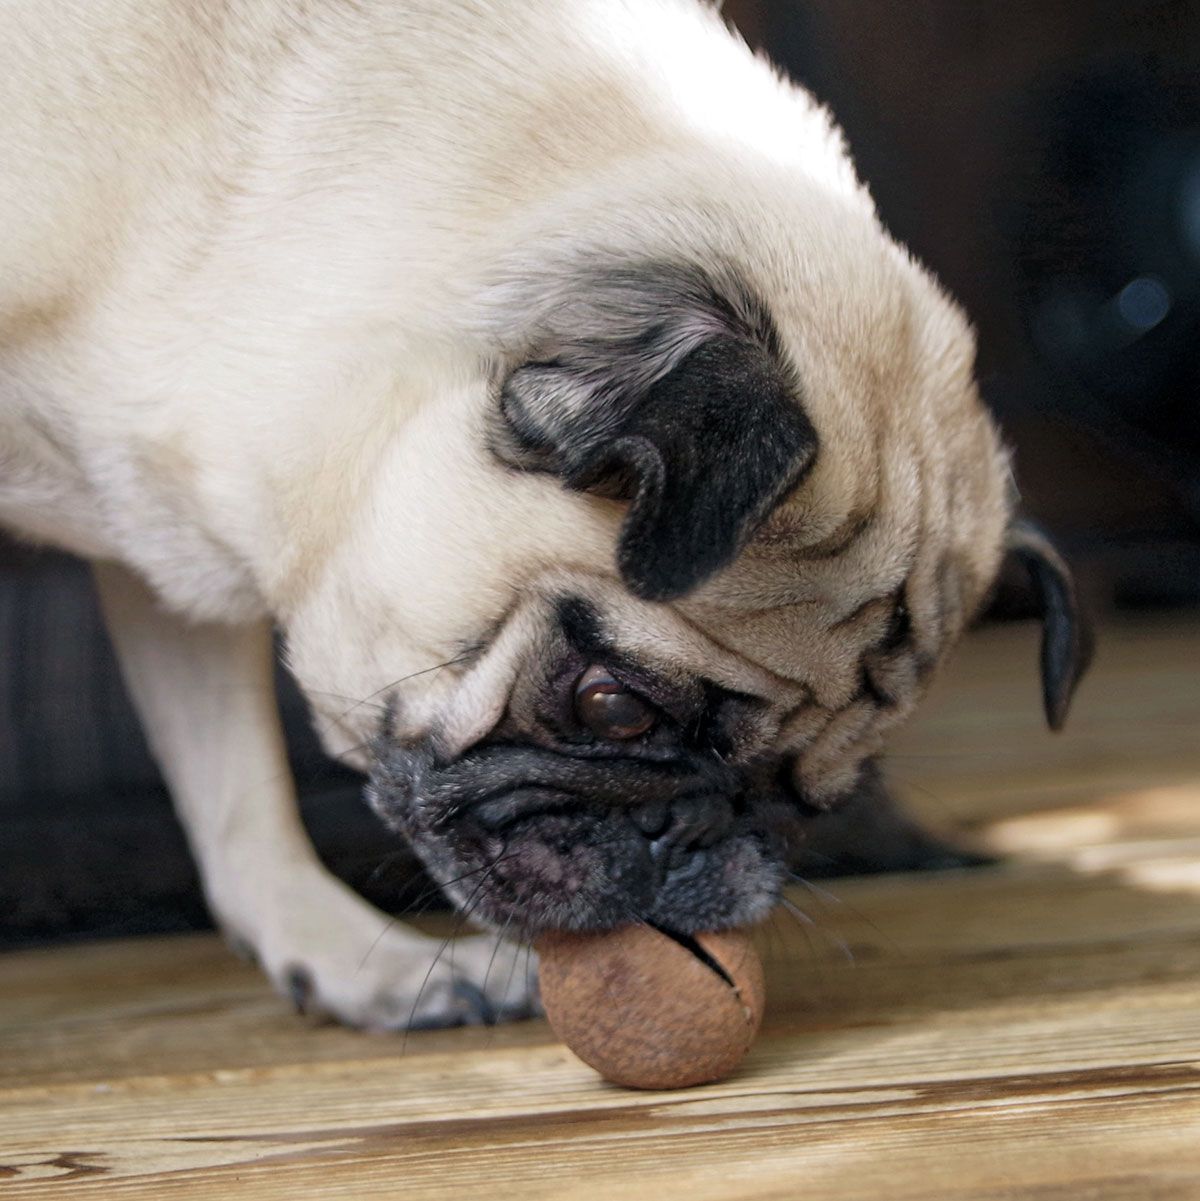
[0,0,1081,1028]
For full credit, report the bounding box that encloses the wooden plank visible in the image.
[889,616,1200,827]
[3,850,1200,1199]
[1,618,1198,1199]
[2,957,1199,1199]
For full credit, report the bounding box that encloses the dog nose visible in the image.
[636,794,735,869]
[631,799,671,838]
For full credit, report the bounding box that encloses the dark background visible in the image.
[729,0,1200,607]
[3,0,1198,948]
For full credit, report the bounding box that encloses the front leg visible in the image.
[92,562,537,1030]
[795,760,990,878]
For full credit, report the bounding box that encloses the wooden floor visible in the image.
[3,616,1200,1199]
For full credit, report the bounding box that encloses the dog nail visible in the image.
[285,965,316,1015]
[452,980,497,1025]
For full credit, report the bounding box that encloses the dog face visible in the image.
[283,160,1086,939]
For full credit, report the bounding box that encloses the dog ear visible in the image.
[992,519,1094,730]
[499,334,818,602]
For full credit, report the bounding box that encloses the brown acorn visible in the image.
[536,924,765,1089]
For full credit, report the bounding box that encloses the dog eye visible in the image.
[573,666,656,740]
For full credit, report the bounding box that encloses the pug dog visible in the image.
[0,0,1088,1029]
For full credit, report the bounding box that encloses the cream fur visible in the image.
[0,0,1009,1025]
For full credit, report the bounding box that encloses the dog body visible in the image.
[2,1,1070,1028]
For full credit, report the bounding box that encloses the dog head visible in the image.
[282,150,1089,940]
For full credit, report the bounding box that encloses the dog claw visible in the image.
[285,964,316,1015]
[451,980,496,1025]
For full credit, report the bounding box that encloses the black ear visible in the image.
[998,520,1094,730]
[500,335,818,602]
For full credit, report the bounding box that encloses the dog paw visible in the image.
[374,937,544,1032]
[284,930,542,1033]
[224,870,539,1031]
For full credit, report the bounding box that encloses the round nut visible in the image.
[536,925,764,1089]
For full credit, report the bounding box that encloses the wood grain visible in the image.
[2,617,1198,1199]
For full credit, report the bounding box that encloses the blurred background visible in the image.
[2,0,1198,948]
[726,0,1200,607]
